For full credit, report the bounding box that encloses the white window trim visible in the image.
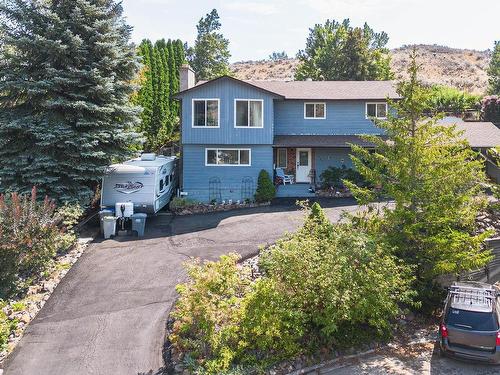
[205,148,252,167]
[304,102,326,119]
[365,102,388,120]
[277,148,287,169]
[192,98,220,128]
[234,99,264,128]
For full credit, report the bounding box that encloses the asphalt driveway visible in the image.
[3,199,360,375]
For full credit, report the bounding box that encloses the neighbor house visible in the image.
[175,65,500,202]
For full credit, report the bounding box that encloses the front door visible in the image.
[296,148,311,183]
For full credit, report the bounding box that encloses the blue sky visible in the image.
[122,0,500,62]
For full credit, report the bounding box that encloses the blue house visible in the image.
[174,64,398,202]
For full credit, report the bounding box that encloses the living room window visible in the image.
[366,102,387,119]
[235,99,263,128]
[276,148,287,168]
[206,148,251,166]
[304,103,326,119]
[192,99,219,127]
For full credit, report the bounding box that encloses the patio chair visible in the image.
[275,168,294,185]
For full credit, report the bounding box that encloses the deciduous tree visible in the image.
[295,19,392,81]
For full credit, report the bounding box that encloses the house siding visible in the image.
[182,144,273,202]
[274,100,385,135]
[179,78,277,145]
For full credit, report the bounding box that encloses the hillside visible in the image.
[231,45,491,94]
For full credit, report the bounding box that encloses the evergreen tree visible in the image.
[187,9,231,80]
[345,50,491,306]
[488,41,500,95]
[295,19,393,81]
[135,38,185,151]
[0,0,141,204]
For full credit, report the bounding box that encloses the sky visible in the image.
[121,0,500,63]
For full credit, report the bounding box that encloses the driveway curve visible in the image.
[4,200,359,375]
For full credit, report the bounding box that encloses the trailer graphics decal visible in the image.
[114,181,144,194]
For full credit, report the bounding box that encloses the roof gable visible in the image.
[175,75,285,98]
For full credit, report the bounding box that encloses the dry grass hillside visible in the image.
[231,45,491,94]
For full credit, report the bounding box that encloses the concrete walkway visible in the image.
[3,200,359,375]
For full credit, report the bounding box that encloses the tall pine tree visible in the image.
[0,0,141,204]
[187,9,231,80]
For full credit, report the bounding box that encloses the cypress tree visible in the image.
[0,0,141,204]
[135,38,185,150]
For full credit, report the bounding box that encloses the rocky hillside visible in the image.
[231,45,491,94]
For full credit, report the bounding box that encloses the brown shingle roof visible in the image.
[246,80,399,100]
[438,118,500,148]
[178,76,399,100]
[273,135,381,148]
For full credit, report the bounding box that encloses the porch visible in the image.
[273,135,376,188]
[275,183,316,198]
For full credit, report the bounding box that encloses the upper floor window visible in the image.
[206,148,251,166]
[192,99,219,127]
[304,103,326,119]
[366,102,387,119]
[235,99,263,128]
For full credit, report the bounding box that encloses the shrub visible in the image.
[170,203,415,372]
[320,166,365,189]
[0,187,65,297]
[425,85,481,115]
[481,95,500,124]
[0,300,12,351]
[170,253,251,373]
[169,197,199,210]
[259,203,415,349]
[254,170,275,202]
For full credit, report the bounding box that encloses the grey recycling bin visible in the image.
[99,209,114,234]
[102,216,117,239]
[131,213,147,237]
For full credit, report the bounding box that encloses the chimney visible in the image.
[180,64,195,91]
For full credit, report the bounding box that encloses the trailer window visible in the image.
[159,178,164,191]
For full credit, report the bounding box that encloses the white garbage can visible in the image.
[99,209,114,234]
[102,216,117,239]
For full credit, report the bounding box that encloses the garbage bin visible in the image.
[131,213,147,237]
[102,216,117,239]
[99,209,115,234]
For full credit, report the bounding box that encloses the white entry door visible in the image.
[296,148,311,183]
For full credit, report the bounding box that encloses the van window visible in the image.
[165,176,169,186]
[446,308,498,331]
[159,178,164,191]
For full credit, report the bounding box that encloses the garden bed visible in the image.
[165,249,426,375]
[0,232,96,368]
[170,199,271,216]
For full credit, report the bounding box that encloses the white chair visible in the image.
[276,168,294,185]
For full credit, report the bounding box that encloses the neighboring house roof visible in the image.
[273,135,381,148]
[176,75,399,100]
[438,118,500,148]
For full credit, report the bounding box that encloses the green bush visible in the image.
[0,187,67,297]
[169,197,199,210]
[170,203,415,373]
[0,300,12,351]
[320,166,365,189]
[425,85,481,115]
[254,169,275,202]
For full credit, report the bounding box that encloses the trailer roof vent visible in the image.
[140,153,156,161]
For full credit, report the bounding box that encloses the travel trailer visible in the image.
[101,153,178,214]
